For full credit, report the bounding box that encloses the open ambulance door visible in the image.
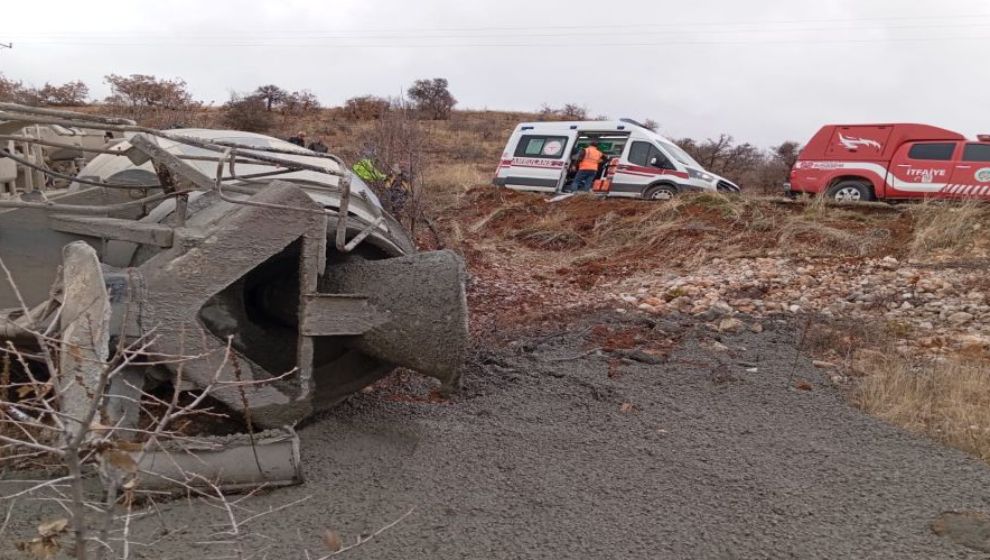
[570,132,629,194]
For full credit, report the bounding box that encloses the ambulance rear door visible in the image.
[496,131,575,192]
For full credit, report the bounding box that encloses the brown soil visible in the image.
[437,187,918,334]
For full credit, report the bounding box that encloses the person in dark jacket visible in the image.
[307,138,329,153]
[287,131,306,147]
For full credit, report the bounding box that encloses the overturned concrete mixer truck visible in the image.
[0,103,469,437]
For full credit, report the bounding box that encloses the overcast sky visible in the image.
[1,0,989,146]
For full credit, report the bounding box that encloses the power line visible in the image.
[5,17,990,48]
[2,11,988,50]
[14,20,990,43]
[2,11,989,37]
[10,34,990,49]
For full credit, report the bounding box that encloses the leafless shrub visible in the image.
[221,93,274,133]
[560,104,588,120]
[673,135,803,194]
[281,89,321,116]
[342,95,391,121]
[358,99,437,236]
[0,254,317,559]
[1,304,413,559]
[537,103,588,121]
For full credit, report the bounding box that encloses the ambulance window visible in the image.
[908,143,956,161]
[963,144,990,162]
[514,135,568,159]
[628,142,653,166]
[628,141,672,169]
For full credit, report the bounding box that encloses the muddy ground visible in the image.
[5,311,990,559]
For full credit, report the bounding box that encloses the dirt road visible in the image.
[14,312,972,559]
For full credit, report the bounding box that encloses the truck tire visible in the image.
[643,184,678,201]
[827,181,875,203]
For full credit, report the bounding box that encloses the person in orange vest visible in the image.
[563,141,604,193]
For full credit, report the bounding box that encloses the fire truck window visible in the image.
[963,144,990,162]
[907,143,956,161]
[628,141,652,166]
[514,135,568,159]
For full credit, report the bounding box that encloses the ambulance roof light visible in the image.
[978,134,990,142]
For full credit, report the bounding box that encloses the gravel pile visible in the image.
[615,256,990,354]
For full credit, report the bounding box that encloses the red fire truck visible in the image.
[787,124,990,202]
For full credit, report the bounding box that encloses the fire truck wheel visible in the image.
[644,184,678,201]
[827,181,874,203]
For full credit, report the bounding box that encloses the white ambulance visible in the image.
[493,119,740,199]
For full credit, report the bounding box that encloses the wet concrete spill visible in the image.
[5,312,990,559]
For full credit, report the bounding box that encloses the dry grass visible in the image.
[445,188,921,275]
[908,199,988,258]
[854,353,990,461]
[420,162,489,213]
[778,219,883,256]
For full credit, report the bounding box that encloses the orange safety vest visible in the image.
[578,145,603,171]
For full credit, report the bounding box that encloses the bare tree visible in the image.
[253,84,289,112]
[642,118,660,132]
[696,134,735,171]
[281,89,321,116]
[37,80,89,106]
[104,74,195,110]
[407,78,457,120]
[560,104,588,120]
[772,141,802,170]
[761,141,803,194]
[671,134,803,193]
[535,103,588,121]
[537,103,556,121]
[0,73,40,105]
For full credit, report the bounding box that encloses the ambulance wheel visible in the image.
[827,181,874,203]
[644,184,678,201]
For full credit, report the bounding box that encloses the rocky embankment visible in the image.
[617,255,990,355]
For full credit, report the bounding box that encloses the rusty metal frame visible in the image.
[0,104,384,253]
[0,103,347,181]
